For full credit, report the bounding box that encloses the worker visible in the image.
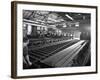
[23,36,32,68]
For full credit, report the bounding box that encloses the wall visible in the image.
[0,0,100,80]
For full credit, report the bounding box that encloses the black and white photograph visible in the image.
[11,1,97,78]
[23,10,91,69]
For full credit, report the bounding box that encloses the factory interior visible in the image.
[23,10,91,69]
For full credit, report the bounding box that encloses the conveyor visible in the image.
[28,40,89,68]
[41,40,88,67]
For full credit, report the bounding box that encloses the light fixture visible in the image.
[65,14,74,20]
[83,16,86,20]
[63,23,67,28]
[75,22,79,27]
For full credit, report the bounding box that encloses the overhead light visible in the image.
[75,22,79,27]
[78,14,81,15]
[65,14,74,20]
[83,16,86,20]
[75,24,79,27]
[63,23,67,28]
[63,25,66,28]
